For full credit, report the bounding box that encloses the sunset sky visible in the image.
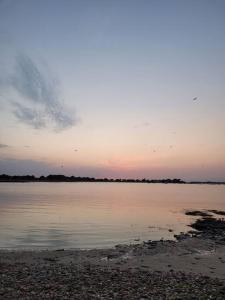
[0,0,225,180]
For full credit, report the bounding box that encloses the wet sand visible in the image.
[1,237,225,278]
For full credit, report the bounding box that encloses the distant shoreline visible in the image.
[0,174,225,185]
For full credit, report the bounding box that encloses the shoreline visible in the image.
[1,228,225,280]
[1,211,225,298]
[1,180,225,185]
[1,237,225,299]
[1,175,225,185]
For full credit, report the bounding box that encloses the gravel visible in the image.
[1,262,225,299]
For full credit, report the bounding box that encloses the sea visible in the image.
[0,182,224,249]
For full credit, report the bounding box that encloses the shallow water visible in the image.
[0,182,224,249]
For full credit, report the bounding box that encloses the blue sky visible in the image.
[0,0,225,180]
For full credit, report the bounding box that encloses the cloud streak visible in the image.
[5,53,77,130]
[12,102,46,129]
[0,143,9,148]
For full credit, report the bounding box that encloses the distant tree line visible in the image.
[0,174,186,184]
[0,174,224,184]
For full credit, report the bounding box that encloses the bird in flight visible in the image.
[193,97,198,101]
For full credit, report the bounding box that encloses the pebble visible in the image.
[1,262,225,299]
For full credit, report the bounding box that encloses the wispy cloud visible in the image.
[133,122,150,129]
[0,143,9,148]
[2,53,78,131]
[12,102,46,129]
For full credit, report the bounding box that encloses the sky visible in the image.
[0,0,225,180]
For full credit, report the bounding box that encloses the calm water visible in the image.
[0,182,225,249]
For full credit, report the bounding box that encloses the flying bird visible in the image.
[193,97,198,101]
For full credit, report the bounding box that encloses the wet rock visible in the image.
[185,210,212,217]
[208,210,225,216]
[190,217,225,233]
[174,232,191,241]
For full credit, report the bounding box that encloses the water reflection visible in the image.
[0,182,224,249]
[14,227,73,249]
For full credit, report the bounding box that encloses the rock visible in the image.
[185,210,212,217]
[208,210,225,216]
